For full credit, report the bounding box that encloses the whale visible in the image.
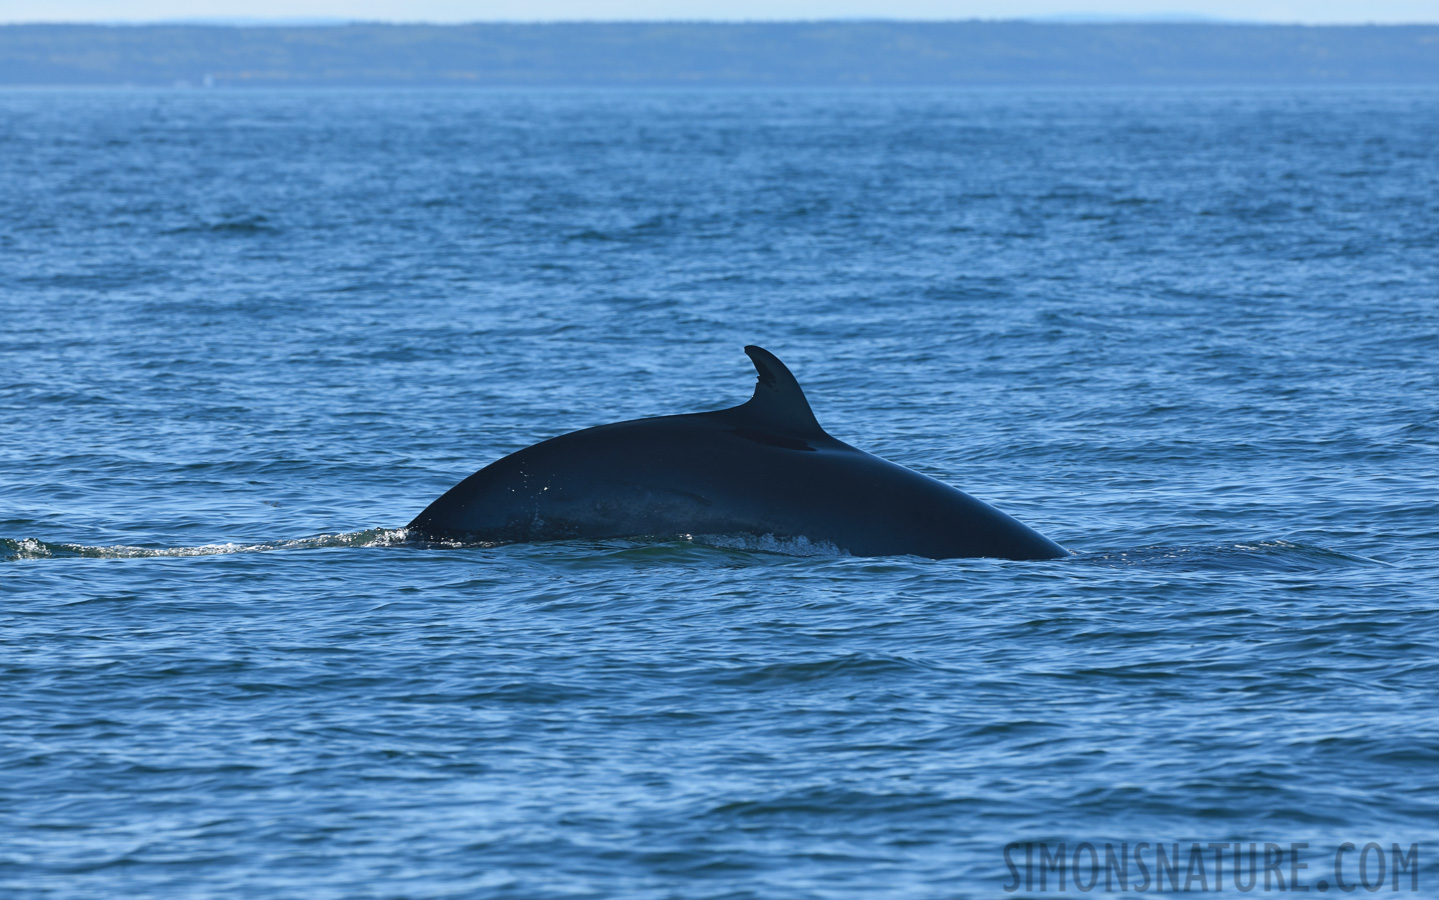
[408,346,1068,560]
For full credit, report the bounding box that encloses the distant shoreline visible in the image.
[3,21,1436,88]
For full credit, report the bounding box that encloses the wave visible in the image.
[0,528,846,562]
[1,528,412,561]
[4,532,1382,569]
[1072,540,1390,572]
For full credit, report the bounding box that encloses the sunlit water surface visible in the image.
[3,88,1438,898]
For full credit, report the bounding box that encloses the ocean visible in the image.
[2,87,1437,898]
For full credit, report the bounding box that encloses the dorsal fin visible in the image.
[736,345,826,439]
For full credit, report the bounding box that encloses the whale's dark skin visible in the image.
[408,346,1068,560]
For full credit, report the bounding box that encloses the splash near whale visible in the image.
[409,346,1068,560]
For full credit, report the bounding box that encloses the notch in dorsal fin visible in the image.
[738,345,826,439]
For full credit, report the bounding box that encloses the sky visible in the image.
[2,0,1436,24]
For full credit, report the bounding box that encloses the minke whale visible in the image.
[408,346,1068,560]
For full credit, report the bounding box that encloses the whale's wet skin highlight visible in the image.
[3,89,1438,898]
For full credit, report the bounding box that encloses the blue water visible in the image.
[3,88,1438,898]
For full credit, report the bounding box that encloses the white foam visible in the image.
[6,528,414,560]
[684,532,847,558]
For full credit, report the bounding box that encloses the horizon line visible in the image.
[7,16,1439,27]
